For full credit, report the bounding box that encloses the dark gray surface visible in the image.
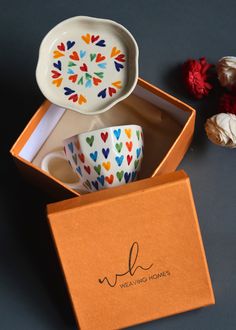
[1,0,236,329]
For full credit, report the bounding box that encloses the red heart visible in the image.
[108,87,116,97]
[69,74,78,83]
[101,132,108,143]
[91,35,100,43]
[80,63,88,72]
[93,77,102,86]
[69,94,78,102]
[115,54,125,62]
[57,42,65,51]
[126,141,133,152]
[105,174,114,184]
[96,53,106,63]
[84,165,91,174]
[70,51,80,60]
[127,155,133,165]
[79,153,85,163]
[51,70,61,78]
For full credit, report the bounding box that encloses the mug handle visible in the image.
[41,149,84,192]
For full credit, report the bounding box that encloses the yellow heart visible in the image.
[78,94,87,105]
[125,128,132,139]
[81,33,91,44]
[112,80,122,89]
[102,161,111,171]
[110,46,121,58]
[53,50,64,58]
[52,78,63,87]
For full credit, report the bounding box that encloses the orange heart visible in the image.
[126,141,133,152]
[69,74,78,83]
[96,53,106,63]
[53,50,64,58]
[52,78,63,87]
[78,94,87,105]
[75,140,80,150]
[102,161,111,171]
[70,51,80,61]
[81,33,91,44]
[105,174,114,184]
[110,46,121,58]
[125,128,132,139]
[112,80,122,89]
[93,77,102,86]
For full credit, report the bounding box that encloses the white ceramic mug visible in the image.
[41,124,144,193]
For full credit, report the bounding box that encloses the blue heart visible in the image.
[64,87,75,95]
[124,172,131,183]
[67,40,75,50]
[115,155,124,167]
[92,180,99,190]
[115,61,124,72]
[53,60,61,71]
[97,88,107,99]
[97,175,105,186]
[96,39,106,47]
[102,148,110,159]
[85,79,92,88]
[131,171,137,181]
[136,148,141,158]
[90,151,98,162]
[68,142,74,153]
[80,50,86,58]
[98,62,107,69]
[67,68,74,74]
[76,166,83,177]
[113,129,121,140]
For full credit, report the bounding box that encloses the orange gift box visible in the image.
[10,78,214,329]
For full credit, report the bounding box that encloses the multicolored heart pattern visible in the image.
[50,35,126,112]
[63,125,143,192]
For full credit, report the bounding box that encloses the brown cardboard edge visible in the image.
[47,170,188,215]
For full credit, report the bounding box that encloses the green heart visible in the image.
[116,171,124,182]
[136,130,140,140]
[134,159,139,169]
[68,61,76,67]
[115,142,123,153]
[72,153,77,165]
[90,53,96,62]
[94,72,104,79]
[86,135,94,147]
[94,165,101,175]
[78,76,83,85]
[85,73,92,80]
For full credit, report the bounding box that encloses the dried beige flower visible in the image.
[217,56,236,90]
[205,113,236,148]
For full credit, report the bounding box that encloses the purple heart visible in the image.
[92,180,99,190]
[97,88,107,99]
[67,40,75,50]
[124,172,131,183]
[102,148,110,159]
[96,39,106,47]
[53,60,61,71]
[64,87,75,95]
[114,61,124,72]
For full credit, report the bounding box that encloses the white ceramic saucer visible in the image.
[36,16,139,115]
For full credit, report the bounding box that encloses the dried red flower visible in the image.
[219,93,236,115]
[182,57,213,99]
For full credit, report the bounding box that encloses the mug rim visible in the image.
[63,124,143,143]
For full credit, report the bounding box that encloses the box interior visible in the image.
[18,84,191,187]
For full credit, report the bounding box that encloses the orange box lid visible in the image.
[47,170,215,330]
